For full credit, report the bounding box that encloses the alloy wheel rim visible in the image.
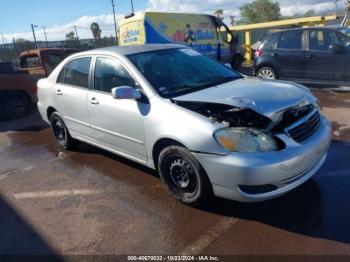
[258,69,275,79]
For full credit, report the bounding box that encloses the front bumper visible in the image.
[192,116,332,202]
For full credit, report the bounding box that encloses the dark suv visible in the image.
[253,28,350,85]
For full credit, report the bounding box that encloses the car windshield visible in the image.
[127,48,242,98]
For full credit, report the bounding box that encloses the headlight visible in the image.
[214,128,278,153]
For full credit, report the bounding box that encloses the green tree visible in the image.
[15,38,30,43]
[303,10,316,17]
[214,9,224,20]
[65,31,77,41]
[240,0,281,24]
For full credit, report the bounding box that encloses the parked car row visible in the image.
[253,27,350,85]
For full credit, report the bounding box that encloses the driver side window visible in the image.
[94,57,135,93]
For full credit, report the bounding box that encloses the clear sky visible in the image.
[0,0,344,41]
[1,0,148,33]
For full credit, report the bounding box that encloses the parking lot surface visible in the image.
[0,89,349,258]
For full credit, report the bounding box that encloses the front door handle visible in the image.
[271,52,279,57]
[56,89,63,95]
[90,97,99,105]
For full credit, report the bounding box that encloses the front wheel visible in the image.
[158,146,212,206]
[257,67,278,80]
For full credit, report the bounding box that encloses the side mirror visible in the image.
[330,43,346,54]
[111,86,142,100]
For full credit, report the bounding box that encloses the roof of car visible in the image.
[74,44,185,57]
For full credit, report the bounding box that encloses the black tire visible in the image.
[50,112,76,150]
[231,55,243,71]
[256,66,278,80]
[158,146,212,206]
[0,92,32,121]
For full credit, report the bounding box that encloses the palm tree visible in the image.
[229,16,235,26]
[214,9,224,20]
[66,31,76,41]
[90,23,102,40]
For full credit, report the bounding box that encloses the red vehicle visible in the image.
[0,48,79,120]
[19,48,79,78]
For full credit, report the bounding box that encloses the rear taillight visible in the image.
[255,49,263,58]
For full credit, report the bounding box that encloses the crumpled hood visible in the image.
[173,77,316,121]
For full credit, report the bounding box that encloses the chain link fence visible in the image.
[0,37,117,64]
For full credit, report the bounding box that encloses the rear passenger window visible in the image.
[278,31,302,50]
[260,33,279,50]
[94,57,135,93]
[58,57,91,88]
[309,30,339,51]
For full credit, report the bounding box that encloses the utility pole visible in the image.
[74,25,79,39]
[31,24,38,48]
[1,33,5,45]
[111,0,119,45]
[42,26,48,47]
[130,0,134,14]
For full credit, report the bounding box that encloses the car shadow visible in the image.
[0,194,62,259]
[73,141,159,179]
[201,140,350,244]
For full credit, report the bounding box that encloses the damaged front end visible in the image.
[173,100,272,130]
[173,99,320,151]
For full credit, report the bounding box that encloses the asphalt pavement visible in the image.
[0,89,349,259]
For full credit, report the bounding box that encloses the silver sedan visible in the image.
[37,44,332,206]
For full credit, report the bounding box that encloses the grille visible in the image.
[287,111,321,143]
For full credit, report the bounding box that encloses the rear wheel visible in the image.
[50,112,76,150]
[257,67,277,80]
[158,146,212,206]
[1,92,32,121]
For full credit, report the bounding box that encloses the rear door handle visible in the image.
[90,97,99,105]
[56,89,63,95]
[271,52,279,57]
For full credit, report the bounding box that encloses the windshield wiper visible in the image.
[196,76,240,86]
[163,76,240,97]
[164,84,202,95]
